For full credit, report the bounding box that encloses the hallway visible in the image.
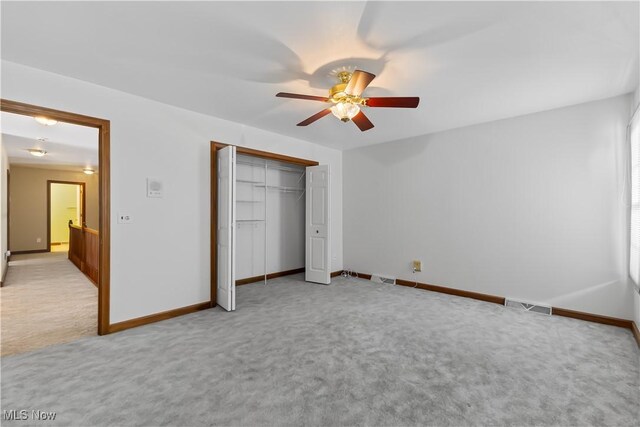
[1,252,97,356]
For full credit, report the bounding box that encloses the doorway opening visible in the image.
[0,100,110,355]
[48,181,86,254]
[210,142,331,311]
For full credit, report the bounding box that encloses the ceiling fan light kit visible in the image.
[276,69,419,132]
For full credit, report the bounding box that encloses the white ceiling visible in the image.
[1,112,98,169]
[1,1,638,150]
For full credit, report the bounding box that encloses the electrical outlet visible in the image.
[118,213,133,224]
[412,260,422,272]
[36,237,41,243]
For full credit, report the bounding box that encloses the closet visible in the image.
[213,144,331,312]
[235,154,306,284]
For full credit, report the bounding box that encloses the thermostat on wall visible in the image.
[147,178,163,198]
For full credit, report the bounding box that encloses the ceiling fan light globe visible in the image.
[331,102,360,122]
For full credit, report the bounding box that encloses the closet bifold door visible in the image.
[305,165,331,284]
[217,146,236,311]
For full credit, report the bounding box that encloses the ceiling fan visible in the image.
[276,70,419,132]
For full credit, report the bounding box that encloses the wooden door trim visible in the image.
[212,142,319,167]
[6,170,9,258]
[47,180,86,248]
[1,99,111,335]
[3,169,9,286]
[210,141,319,307]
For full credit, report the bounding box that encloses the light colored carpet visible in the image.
[1,274,638,426]
[0,252,97,356]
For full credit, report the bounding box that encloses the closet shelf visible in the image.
[236,179,265,184]
[237,219,265,222]
[236,200,264,203]
[254,185,304,192]
[237,159,304,174]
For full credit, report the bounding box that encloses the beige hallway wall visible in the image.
[9,166,98,252]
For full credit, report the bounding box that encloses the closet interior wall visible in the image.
[235,154,305,282]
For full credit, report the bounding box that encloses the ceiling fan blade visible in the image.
[345,70,376,97]
[297,109,332,126]
[352,111,374,132]
[366,97,420,108]
[276,92,329,102]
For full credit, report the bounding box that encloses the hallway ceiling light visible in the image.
[83,168,95,175]
[27,148,47,157]
[34,116,58,126]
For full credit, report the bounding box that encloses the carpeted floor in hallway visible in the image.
[0,252,97,356]
[1,274,638,426]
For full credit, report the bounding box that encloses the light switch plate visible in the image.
[118,213,133,224]
[147,178,163,198]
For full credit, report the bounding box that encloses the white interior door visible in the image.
[217,146,236,311]
[305,165,331,284]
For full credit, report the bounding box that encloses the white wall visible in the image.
[344,94,634,319]
[1,60,343,323]
[631,86,640,327]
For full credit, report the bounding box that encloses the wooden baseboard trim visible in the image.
[236,267,305,286]
[10,249,48,255]
[632,321,640,348]
[396,278,505,305]
[109,301,211,333]
[348,271,503,304]
[331,270,342,278]
[352,271,638,344]
[50,242,64,246]
[551,306,633,329]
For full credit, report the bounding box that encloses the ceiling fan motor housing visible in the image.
[329,82,348,100]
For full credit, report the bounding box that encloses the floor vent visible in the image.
[505,298,552,315]
[370,274,396,285]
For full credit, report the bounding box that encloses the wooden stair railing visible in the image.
[68,224,99,286]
